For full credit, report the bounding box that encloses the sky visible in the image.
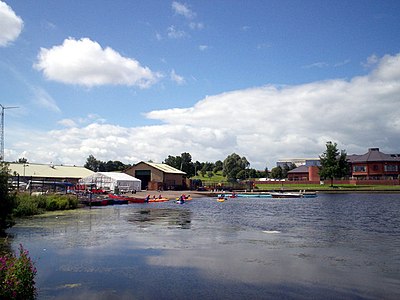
[1,0,400,170]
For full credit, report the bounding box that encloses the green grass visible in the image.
[192,171,227,183]
[254,183,400,191]
[192,172,400,191]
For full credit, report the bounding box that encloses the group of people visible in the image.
[144,194,164,202]
[177,194,189,204]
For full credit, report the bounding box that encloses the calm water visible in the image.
[6,193,400,299]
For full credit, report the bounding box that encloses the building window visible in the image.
[372,165,379,171]
[384,165,398,172]
[353,165,367,172]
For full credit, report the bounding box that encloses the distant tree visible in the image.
[270,166,283,179]
[105,160,127,172]
[264,167,270,178]
[84,155,104,172]
[207,171,214,178]
[194,161,202,176]
[164,152,195,177]
[213,160,223,173]
[17,157,28,164]
[236,169,246,180]
[319,141,349,186]
[0,162,16,235]
[282,163,296,178]
[248,168,257,179]
[223,153,250,182]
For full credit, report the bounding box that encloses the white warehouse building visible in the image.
[79,172,141,193]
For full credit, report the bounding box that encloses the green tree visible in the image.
[270,166,283,179]
[0,162,16,235]
[164,152,195,177]
[104,160,129,172]
[282,163,296,178]
[17,157,28,163]
[319,141,349,186]
[222,153,250,182]
[213,160,223,173]
[84,155,102,171]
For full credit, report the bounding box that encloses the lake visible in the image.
[6,193,400,299]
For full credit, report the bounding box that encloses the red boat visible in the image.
[108,194,146,203]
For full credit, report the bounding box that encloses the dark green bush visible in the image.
[13,193,43,217]
[14,194,78,217]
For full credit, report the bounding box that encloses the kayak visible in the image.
[175,197,192,201]
[148,198,169,202]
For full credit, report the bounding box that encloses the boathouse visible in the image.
[125,162,186,190]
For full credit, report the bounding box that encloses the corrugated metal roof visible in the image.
[143,162,186,174]
[8,163,94,179]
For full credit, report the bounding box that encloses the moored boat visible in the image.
[108,193,146,203]
[269,192,304,198]
[148,198,169,202]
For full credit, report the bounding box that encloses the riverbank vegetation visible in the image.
[1,161,79,234]
[13,193,78,217]
[0,244,37,299]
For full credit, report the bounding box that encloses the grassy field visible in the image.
[254,183,400,191]
[192,172,400,192]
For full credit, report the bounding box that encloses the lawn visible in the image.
[191,172,400,191]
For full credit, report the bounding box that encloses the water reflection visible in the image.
[127,208,192,229]
[6,194,400,299]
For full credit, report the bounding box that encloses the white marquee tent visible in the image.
[79,172,141,193]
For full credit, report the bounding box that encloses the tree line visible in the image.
[82,143,348,183]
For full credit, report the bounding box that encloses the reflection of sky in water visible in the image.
[7,194,400,299]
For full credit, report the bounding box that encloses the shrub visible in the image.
[13,194,43,217]
[0,244,37,299]
[14,194,79,217]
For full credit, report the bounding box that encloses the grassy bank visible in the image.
[192,172,400,192]
[13,193,79,217]
[254,183,400,192]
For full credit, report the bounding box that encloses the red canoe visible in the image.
[108,194,146,203]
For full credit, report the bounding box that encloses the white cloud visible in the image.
[199,45,208,51]
[167,26,187,39]
[362,54,379,69]
[58,119,77,127]
[170,69,185,85]
[34,37,161,88]
[0,1,23,47]
[302,61,329,69]
[189,22,204,30]
[31,86,61,112]
[9,53,400,169]
[172,1,195,19]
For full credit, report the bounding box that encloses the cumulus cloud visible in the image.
[170,69,185,85]
[10,53,400,169]
[0,1,23,47]
[167,26,187,39]
[34,37,161,88]
[172,1,195,19]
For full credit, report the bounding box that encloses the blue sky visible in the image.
[1,0,400,169]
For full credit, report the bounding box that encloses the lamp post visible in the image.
[23,163,28,177]
[0,104,19,161]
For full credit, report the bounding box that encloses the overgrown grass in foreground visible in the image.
[13,193,78,217]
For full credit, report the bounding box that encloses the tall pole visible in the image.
[0,104,19,161]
